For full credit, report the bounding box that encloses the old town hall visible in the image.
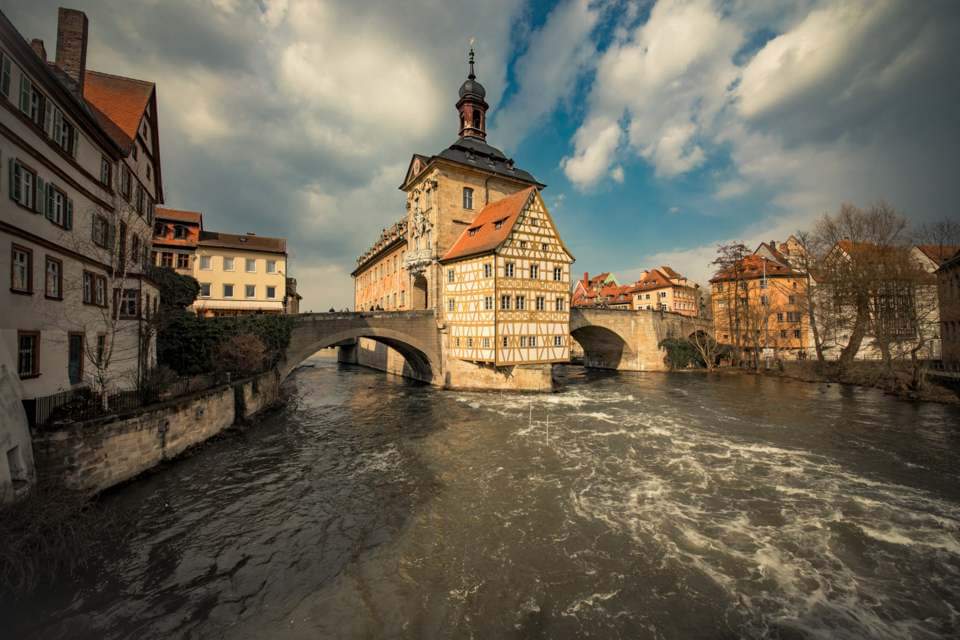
[351,50,573,384]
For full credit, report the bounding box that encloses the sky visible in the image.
[8,0,960,309]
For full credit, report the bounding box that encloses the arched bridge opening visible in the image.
[570,325,631,370]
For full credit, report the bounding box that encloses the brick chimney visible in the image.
[55,8,89,88]
[30,39,47,62]
[583,272,589,285]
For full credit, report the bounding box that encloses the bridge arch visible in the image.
[570,325,631,370]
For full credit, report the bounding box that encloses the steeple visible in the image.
[457,47,488,140]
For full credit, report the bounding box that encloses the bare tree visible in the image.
[712,243,750,366]
[913,218,960,252]
[689,330,722,371]
[792,231,825,362]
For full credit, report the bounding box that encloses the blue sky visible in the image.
[9,0,960,307]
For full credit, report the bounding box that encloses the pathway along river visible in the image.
[6,353,960,639]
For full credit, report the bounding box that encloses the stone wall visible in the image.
[32,370,280,495]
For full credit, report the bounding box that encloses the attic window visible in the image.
[468,226,481,237]
[494,218,506,229]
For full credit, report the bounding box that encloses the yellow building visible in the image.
[192,232,288,317]
[440,188,573,365]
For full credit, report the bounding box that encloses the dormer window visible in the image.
[494,218,505,230]
[174,225,187,239]
[463,187,473,210]
[468,226,481,237]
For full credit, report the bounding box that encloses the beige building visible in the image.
[937,250,960,365]
[440,188,573,365]
[192,232,288,317]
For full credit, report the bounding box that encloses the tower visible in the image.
[456,48,488,140]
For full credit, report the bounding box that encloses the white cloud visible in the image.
[610,165,625,183]
[561,117,622,188]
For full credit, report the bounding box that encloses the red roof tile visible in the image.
[711,254,798,282]
[156,207,203,225]
[915,244,960,266]
[441,187,536,261]
[83,70,154,149]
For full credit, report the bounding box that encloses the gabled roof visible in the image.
[915,244,960,266]
[629,269,673,292]
[83,71,154,146]
[156,207,203,225]
[401,137,544,191]
[441,187,535,262]
[199,231,287,255]
[710,254,800,283]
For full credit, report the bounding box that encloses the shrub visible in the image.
[659,337,705,369]
[214,333,267,376]
[159,314,292,375]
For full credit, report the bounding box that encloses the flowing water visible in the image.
[5,352,960,639]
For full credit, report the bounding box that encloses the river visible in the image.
[6,352,960,639]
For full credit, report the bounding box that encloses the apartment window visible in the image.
[463,187,474,210]
[515,295,526,310]
[17,331,39,378]
[266,260,277,273]
[161,252,173,268]
[484,296,493,310]
[197,255,211,270]
[541,243,548,251]
[555,297,565,311]
[505,262,515,277]
[500,295,511,310]
[0,52,11,97]
[530,264,539,279]
[199,283,211,297]
[20,77,45,127]
[554,335,563,347]
[54,111,76,155]
[45,257,62,299]
[68,333,84,385]
[447,269,455,283]
[502,336,508,347]
[483,263,492,278]
[10,244,32,293]
[553,267,562,281]
[246,258,256,273]
[173,225,187,239]
[10,160,37,210]
[536,296,545,311]
[520,241,527,249]
[788,295,797,304]
[787,312,801,323]
[520,336,527,348]
[117,289,140,319]
[776,312,784,323]
[223,256,235,271]
[100,156,112,187]
[246,284,256,298]
[793,329,802,339]
[120,167,132,200]
[267,285,276,299]
[448,298,455,312]
[530,336,537,347]
[223,284,234,298]
[177,253,190,269]
[780,330,787,338]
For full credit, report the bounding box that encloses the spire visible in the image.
[468,47,476,80]
[457,45,488,140]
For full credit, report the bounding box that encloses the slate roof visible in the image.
[441,187,535,262]
[403,137,544,190]
[199,231,287,255]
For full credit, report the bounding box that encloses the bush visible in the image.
[158,314,292,375]
[659,337,705,370]
[214,333,267,376]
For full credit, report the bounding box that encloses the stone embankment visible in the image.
[32,370,281,495]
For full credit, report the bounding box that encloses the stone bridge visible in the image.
[570,308,712,371]
[283,311,442,383]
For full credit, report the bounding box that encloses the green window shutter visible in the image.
[45,182,54,220]
[65,197,73,230]
[0,55,10,97]
[18,74,30,113]
[44,102,54,138]
[36,177,46,214]
[9,159,17,202]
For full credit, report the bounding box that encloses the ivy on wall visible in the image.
[158,315,292,375]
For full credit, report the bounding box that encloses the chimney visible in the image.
[55,8,89,88]
[583,272,589,285]
[30,39,47,62]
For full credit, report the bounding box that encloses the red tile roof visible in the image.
[199,231,287,254]
[441,187,536,262]
[629,269,673,292]
[83,70,154,150]
[156,207,203,225]
[915,244,960,266]
[711,254,799,282]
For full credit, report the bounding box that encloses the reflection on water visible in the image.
[5,353,960,639]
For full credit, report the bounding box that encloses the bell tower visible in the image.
[456,48,488,140]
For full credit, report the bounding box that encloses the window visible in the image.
[760,295,768,306]
[224,284,234,298]
[484,296,493,310]
[500,295,511,310]
[131,236,141,267]
[483,263,492,278]
[530,264,539,279]
[788,295,797,304]
[502,336,509,347]
[68,333,84,385]
[120,167,132,200]
[536,296,545,311]
[100,156,112,187]
[793,329,802,339]
[45,256,62,299]
[760,279,768,289]
[173,225,187,239]
[483,337,490,348]
[530,336,537,347]
[468,227,479,237]
[10,160,38,210]
[11,244,32,293]
[553,267,562,281]
[520,336,527,348]
[448,298,455,312]
[541,243,548,251]
[153,222,165,238]
[267,260,277,273]
[447,269,455,283]
[176,253,189,269]
[199,255,211,270]
[776,312,784,323]
[117,289,140,318]
[555,297,565,311]
[467,337,473,348]
[54,111,76,155]
[515,295,526,310]
[132,143,138,161]
[245,284,256,298]
[786,312,801,323]
[223,256,235,271]
[0,52,11,98]
[463,187,474,209]
[554,335,563,347]
[246,258,256,272]
[199,283,211,297]
[505,262,515,277]
[17,331,39,378]
[20,77,45,127]
[267,285,276,299]
[161,252,173,268]
[520,241,527,249]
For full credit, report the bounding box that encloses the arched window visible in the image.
[472,110,481,129]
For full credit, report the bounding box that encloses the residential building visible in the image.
[572,267,700,316]
[440,187,573,364]
[710,246,813,360]
[1,7,162,407]
[193,231,287,317]
[152,207,201,274]
[937,249,960,365]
